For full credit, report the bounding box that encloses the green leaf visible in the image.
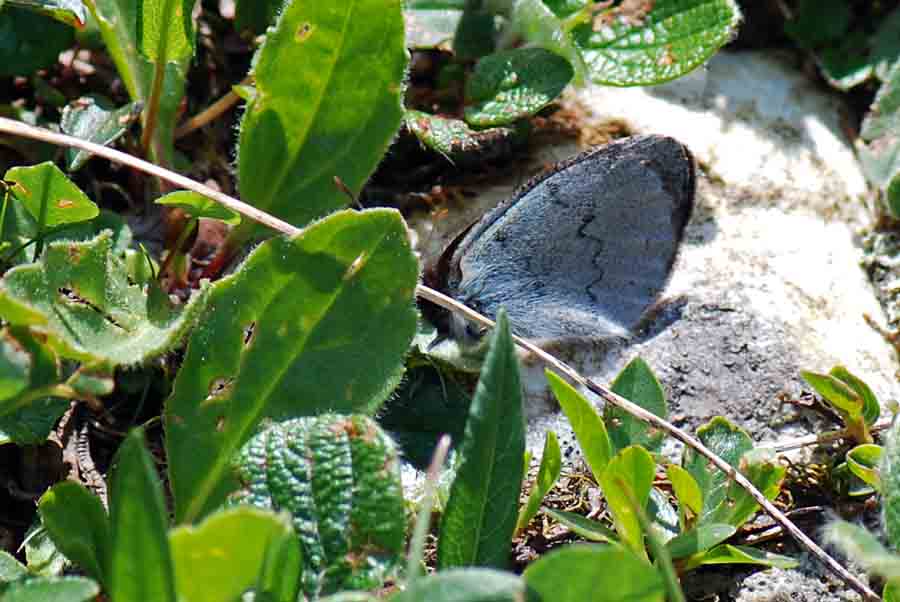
[390,568,529,602]
[403,110,521,162]
[516,430,562,534]
[0,327,34,401]
[607,357,667,455]
[60,96,141,171]
[438,310,525,570]
[0,551,28,581]
[165,209,418,523]
[801,369,870,441]
[543,508,617,543]
[523,543,664,602]
[886,579,900,602]
[23,522,67,577]
[666,464,702,517]
[599,446,656,556]
[683,544,798,571]
[0,576,100,601]
[783,0,850,48]
[847,444,883,491]
[155,191,241,224]
[38,481,109,583]
[830,366,880,425]
[720,449,785,528]
[681,417,753,525]
[464,47,573,127]
[665,524,735,559]
[859,60,900,218]
[237,0,407,233]
[0,232,209,365]
[453,7,496,60]
[827,520,900,580]
[0,8,73,77]
[107,429,176,602]
[137,0,194,62]
[570,0,741,86]
[169,506,300,602]
[6,162,98,228]
[4,0,86,27]
[0,397,70,445]
[546,370,612,479]
[229,415,404,596]
[881,418,900,548]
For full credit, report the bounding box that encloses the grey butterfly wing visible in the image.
[445,135,695,341]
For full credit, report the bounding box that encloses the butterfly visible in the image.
[423,134,695,343]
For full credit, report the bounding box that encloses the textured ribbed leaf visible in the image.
[229,414,403,596]
[169,507,300,602]
[237,0,407,233]
[464,47,573,127]
[438,310,525,570]
[38,481,110,583]
[6,162,98,227]
[107,429,176,602]
[60,96,141,171]
[607,357,667,455]
[524,544,664,602]
[572,0,740,85]
[166,209,418,523]
[0,232,209,365]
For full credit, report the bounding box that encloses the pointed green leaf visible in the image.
[0,232,210,365]
[438,310,525,570]
[237,0,407,232]
[60,96,141,171]
[599,445,656,556]
[543,508,617,543]
[665,524,735,559]
[38,481,110,583]
[6,162,98,227]
[137,0,194,62]
[0,576,100,601]
[516,430,562,534]
[847,444,883,491]
[464,47,573,127]
[546,370,612,479]
[229,415,404,596]
[155,191,241,224]
[830,365,881,425]
[165,209,418,523]
[107,429,176,602]
[607,357,667,454]
[801,370,864,417]
[719,449,785,528]
[684,544,798,570]
[169,507,299,602]
[524,544,664,602]
[391,568,529,602]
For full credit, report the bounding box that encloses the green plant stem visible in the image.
[175,76,251,139]
[0,115,879,601]
[407,435,451,584]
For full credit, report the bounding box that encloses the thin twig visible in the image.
[174,76,251,140]
[772,419,893,453]
[0,116,879,601]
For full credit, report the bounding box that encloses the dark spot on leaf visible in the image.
[206,377,233,400]
[243,322,256,346]
[296,22,313,41]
